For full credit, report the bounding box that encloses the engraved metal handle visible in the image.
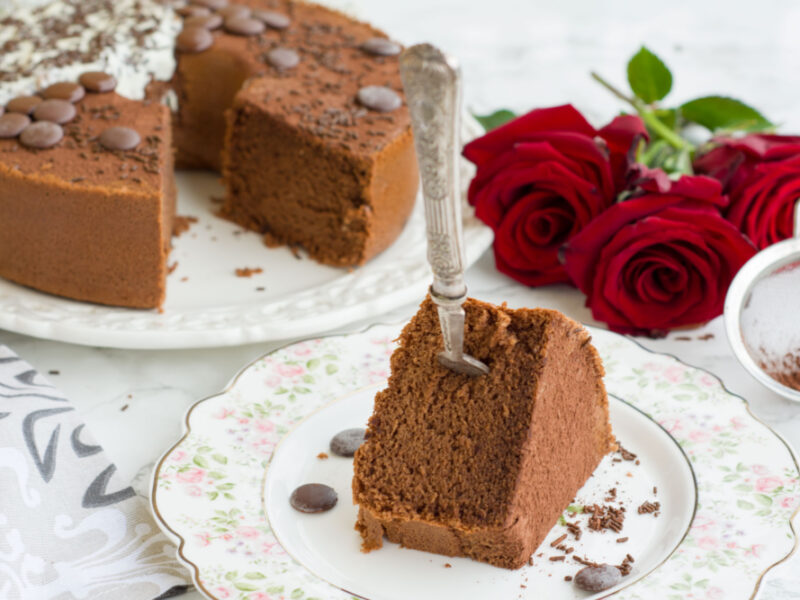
[400,44,488,377]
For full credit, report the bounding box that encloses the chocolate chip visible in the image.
[42,82,85,103]
[290,484,338,513]
[224,16,265,36]
[574,564,623,592]
[266,47,300,70]
[190,0,228,9]
[79,71,118,93]
[184,14,223,29]
[330,428,367,457]
[33,100,76,124]
[99,126,141,151]
[177,27,214,53]
[0,113,31,138]
[254,10,290,29]
[357,86,402,112]
[19,121,63,149]
[177,5,211,17]
[361,37,402,57]
[6,95,42,115]
[218,4,250,19]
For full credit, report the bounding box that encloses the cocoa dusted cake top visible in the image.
[0,75,168,192]
[176,0,412,155]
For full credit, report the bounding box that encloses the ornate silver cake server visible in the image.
[399,43,489,377]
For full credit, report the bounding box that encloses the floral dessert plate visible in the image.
[151,323,800,600]
[0,118,491,350]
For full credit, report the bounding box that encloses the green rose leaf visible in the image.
[754,493,773,507]
[234,582,260,592]
[325,364,338,375]
[627,46,672,103]
[212,454,228,464]
[737,499,754,510]
[474,109,517,131]
[679,96,772,132]
[193,455,209,468]
[306,358,320,370]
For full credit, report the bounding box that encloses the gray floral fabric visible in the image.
[0,346,190,599]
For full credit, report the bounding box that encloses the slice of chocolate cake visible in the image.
[352,297,615,569]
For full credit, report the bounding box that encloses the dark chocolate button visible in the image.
[330,428,367,457]
[191,0,228,9]
[19,121,63,149]
[99,126,141,151]
[33,99,76,124]
[361,37,402,57]
[224,16,265,36]
[79,71,118,93]
[266,47,300,70]
[254,10,290,29]
[574,564,623,592]
[0,113,31,138]
[6,96,42,115]
[290,484,338,513]
[42,82,85,103]
[177,26,214,53]
[177,5,211,17]
[357,86,402,112]
[218,4,250,19]
[184,13,223,29]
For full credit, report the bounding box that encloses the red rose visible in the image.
[463,105,646,286]
[563,169,756,335]
[694,134,800,249]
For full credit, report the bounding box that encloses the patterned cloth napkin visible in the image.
[0,346,191,599]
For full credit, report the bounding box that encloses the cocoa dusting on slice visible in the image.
[235,267,263,278]
[637,501,660,515]
[172,215,198,237]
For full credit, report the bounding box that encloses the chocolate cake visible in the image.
[0,82,175,308]
[173,0,418,266]
[0,0,418,306]
[352,297,615,569]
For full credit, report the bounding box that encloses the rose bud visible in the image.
[463,105,646,286]
[563,168,756,336]
[695,134,800,249]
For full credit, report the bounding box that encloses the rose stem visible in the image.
[590,71,694,153]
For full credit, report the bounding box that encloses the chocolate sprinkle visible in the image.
[224,16,265,36]
[20,121,63,149]
[42,82,85,103]
[6,96,42,115]
[329,428,366,457]
[79,72,118,93]
[177,27,214,53]
[218,4,251,19]
[254,10,291,29]
[361,37,402,57]
[33,100,76,124]
[185,14,223,30]
[574,564,622,592]
[0,113,31,138]
[99,126,141,151]
[357,86,402,112]
[267,47,300,70]
[290,483,338,513]
[191,0,228,9]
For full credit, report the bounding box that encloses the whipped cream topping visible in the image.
[0,0,181,103]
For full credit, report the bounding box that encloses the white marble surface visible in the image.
[2,0,800,597]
